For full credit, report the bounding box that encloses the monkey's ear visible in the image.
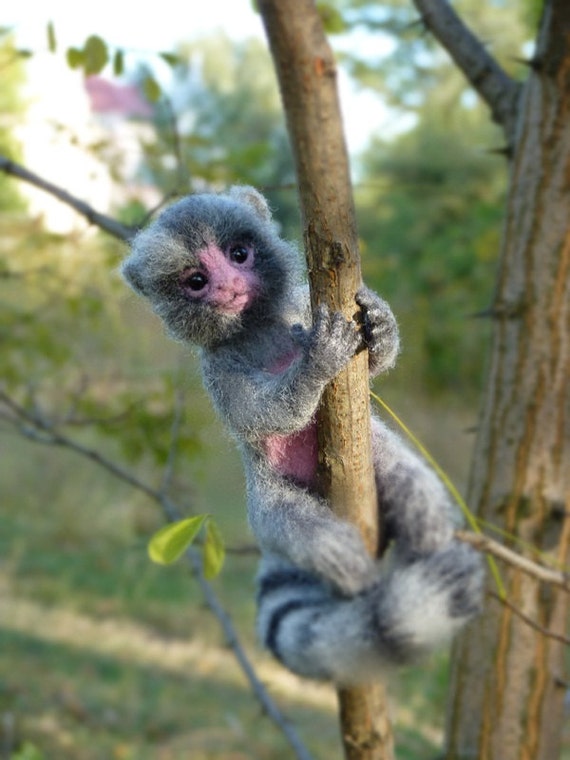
[227,185,272,223]
[121,256,148,296]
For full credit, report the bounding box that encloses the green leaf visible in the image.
[142,75,161,102]
[47,21,57,53]
[316,2,347,34]
[159,52,181,68]
[113,49,125,77]
[203,519,225,579]
[66,47,84,69]
[83,35,109,75]
[148,515,207,565]
[12,742,45,760]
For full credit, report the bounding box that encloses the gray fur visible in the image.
[121,185,484,683]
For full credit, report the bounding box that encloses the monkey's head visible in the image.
[121,186,300,348]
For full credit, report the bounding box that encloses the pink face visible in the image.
[179,242,260,315]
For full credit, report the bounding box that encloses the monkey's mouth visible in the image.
[214,291,252,315]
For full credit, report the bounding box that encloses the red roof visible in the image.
[84,76,153,118]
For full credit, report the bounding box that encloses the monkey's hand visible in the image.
[291,305,361,384]
[355,287,400,377]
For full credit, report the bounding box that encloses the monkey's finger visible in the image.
[290,323,310,348]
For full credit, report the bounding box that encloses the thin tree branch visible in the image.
[0,154,136,241]
[258,3,393,759]
[185,548,313,760]
[410,0,522,141]
[162,96,188,194]
[489,591,570,646]
[137,190,179,229]
[456,530,570,592]
[0,388,166,505]
[0,388,313,760]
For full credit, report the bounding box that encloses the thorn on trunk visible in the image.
[513,55,543,72]
[486,144,513,160]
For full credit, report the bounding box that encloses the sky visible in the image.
[4,0,394,153]
[5,0,264,51]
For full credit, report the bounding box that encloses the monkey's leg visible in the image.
[245,463,377,595]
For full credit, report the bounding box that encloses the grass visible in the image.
[0,412,456,760]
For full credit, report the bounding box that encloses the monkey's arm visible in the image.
[203,305,361,438]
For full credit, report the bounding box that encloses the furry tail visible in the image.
[256,543,483,684]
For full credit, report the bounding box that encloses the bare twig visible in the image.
[0,154,136,241]
[0,388,167,505]
[0,388,314,760]
[185,548,313,760]
[163,96,188,194]
[410,0,522,140]
[137,190,179,229]
[489,592,570,646]
[456,530,570,592]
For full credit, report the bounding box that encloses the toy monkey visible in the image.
[122,186,483,683]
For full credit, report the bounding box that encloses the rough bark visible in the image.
[445,2,570,758]
[258,2,393,759]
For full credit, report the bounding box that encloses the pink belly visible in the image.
[264,421,318,487]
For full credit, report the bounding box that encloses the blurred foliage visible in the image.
[523,0,545,31]
[339,0,530,396]
[335,0,529,108]
[10,743,45,760]
[134,34,300,238]
[1,2,533,451]
[0,32,27,210]
[357,103,506,395]
[0,216,204,467]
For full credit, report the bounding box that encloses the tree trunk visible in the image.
[445,2,570,758]
[258,2,394,759]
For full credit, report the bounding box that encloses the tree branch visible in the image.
[258,3,393,759]
[456,530,570,592]
[0,154,136,241]
[0,389,314,760]
[184,548,314,760]
[489,592,570,646]
[410,0,522,141]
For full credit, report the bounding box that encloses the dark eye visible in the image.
[182,271,208,291]
[228,244,251,264]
